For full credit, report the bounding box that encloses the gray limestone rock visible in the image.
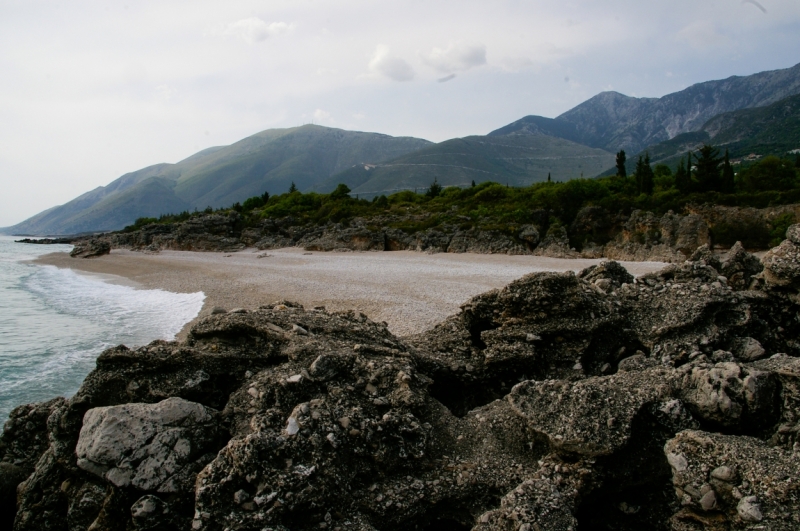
[676,362,778,431]
[76,397,222,493]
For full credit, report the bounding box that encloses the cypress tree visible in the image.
[695,144,723,192]
[634,155,645,194]
[641,153,655,195]
[547,173,551,183]
[289,182,298,193]
[675,158,690,194]
[615,150,627,178]
[721,149,735,193]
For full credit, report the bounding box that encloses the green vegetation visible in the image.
[126,147,800,248]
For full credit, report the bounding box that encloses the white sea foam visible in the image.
[0,238,204,420]
[24,265,205,341]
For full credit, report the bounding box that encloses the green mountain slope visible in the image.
[55,178,193,234]
[315,134,615,197]
[3,126,431,235]
[173,125,431,207]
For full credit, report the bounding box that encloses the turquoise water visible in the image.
[0,235,204,421]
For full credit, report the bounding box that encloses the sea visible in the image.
[0,235,205,422]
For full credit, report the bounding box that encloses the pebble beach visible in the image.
[34,247,667,337]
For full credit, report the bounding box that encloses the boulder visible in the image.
[761,227,800,289]
[719,241,763,291]
[508,368,674,456]
[76,397,222,493]
[69,239,111,258]
[676,362,778,431]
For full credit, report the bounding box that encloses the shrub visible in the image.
[769,212,796,246]
[711,220,771,249]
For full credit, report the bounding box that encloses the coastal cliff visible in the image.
[4,227,800,529]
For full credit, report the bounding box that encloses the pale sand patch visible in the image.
[34,248,667,338]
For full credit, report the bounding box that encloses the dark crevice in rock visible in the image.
[575,406,685,531]
[427,373,514,418]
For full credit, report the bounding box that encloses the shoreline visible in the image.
[33,247,668,338]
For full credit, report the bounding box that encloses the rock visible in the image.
[737,496,763,522]
[69,239,111,258]
[577,260,634,291]
[508,368,673,456]
[720,241,763,290]
[533,225,577,258]
[732,336,766,361]
[518,225,540,246]
[750,355,800,450]
[666,430,800,528]
[10,236,800,530]
[0,462,30,529]
[786,223,800,244]
[677,362,778,431]
[131,495,168,529]
[689,244,722,272]
[76,397,222,492]
[761,236,800,289]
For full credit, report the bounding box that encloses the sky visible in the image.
[1,0,799,226]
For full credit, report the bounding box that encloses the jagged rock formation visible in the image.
[5,228,800,529]
[86,203,800,262]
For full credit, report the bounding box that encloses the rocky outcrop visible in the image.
[85,203,800,262]
[69,239,110,258]
[108,212,246,253]
[6,229,800,529]
[15,238,74,244]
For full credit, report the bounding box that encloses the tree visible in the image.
[721,149,735,194]
[426,178,443,198]
[289,182,297,193]
[795,153,800,169]
[330,183,351,199]
[615,150,627,178]
[634,153,654,195]
[738,156,799,192]
[675,157,691,194]
[694,144,723,192]
[471,180,476,187]
[547,173,551,183]
[641,153,654,195]
[634,156,645,194]
[261,191,270,203]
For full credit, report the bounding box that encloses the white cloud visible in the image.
[369,45,414,82]
[313,109,332,122]
[222,18,293,44]
[421,42,486,73]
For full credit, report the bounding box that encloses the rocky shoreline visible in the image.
[3,225,800,529]
[62,203,799,263]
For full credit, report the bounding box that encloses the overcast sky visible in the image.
[1,0,799,226]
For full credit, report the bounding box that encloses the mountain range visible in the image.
[621,92,800,171]
[4,61,800,236]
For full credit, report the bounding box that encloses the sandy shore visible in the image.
[34,248,667,338]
